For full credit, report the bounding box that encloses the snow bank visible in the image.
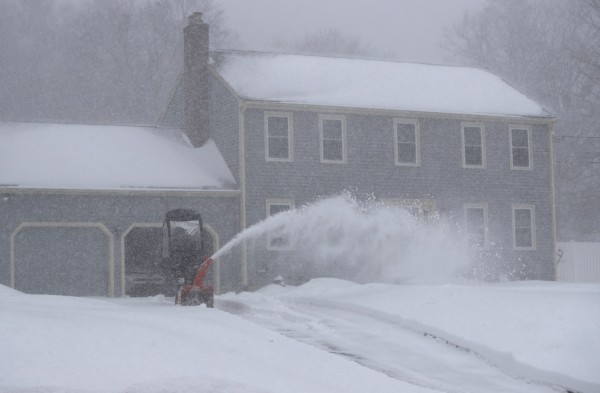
[276,279,600,393]
[2,279,598,392]
[0,123,235,190]
[216,51,549,118]
[0,286,433,393]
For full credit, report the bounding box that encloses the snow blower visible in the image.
[161,209,214,307]
[175,257,214,307]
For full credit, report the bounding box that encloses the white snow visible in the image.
[229,279,600,393]
[0,286,433,393]
[216,51,550,118]
[0,123,236,190]
[2,280,598,393]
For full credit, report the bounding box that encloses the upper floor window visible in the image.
[265,112,293,162]
[464,203,488,248]
[510,125,532,169]
[394,119,420,166]
[319,114,346,163]
[461,122,486,168]
[513,205,536,250]
[266,199,294,250]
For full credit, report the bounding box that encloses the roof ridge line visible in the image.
[210,48,489,70]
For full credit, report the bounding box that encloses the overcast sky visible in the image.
[217,0,486,64]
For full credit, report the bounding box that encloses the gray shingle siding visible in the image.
[160,78,185,129]
[209,73,240,183]
[241,107,554,286]
[160,73,241,185]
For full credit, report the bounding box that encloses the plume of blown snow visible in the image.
[214,192,472,284]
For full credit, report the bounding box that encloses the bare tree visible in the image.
[443,0,600,240]
[273,29,375,58]
[0,0,237,124]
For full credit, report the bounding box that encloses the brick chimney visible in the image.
[184,12,210,147]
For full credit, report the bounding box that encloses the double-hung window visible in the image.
[394,119,420,166]
[464,204,488,248]
[266,199,294,250]
[510,125,532,169]
[265,112,293,162]
[461,122,486,168]
[513,205,536,250]
[320,114,346,163]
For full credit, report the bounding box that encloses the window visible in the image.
[461,122,486,168]
[510,126,532,169]
[320,114,346,163]
[266,200,294,250]
[464,204,488,248]
[513,205,536,250]
[382,199,437,219]
[265,112,293,162]
[394,119,420,166]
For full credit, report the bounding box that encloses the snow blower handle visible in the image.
[192,257,214,288]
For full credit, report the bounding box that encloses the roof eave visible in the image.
[0,186,241,197]
[238,99,555,124]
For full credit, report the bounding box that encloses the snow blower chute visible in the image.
[161,209,214,307]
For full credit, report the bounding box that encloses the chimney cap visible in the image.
[188,12,204,26]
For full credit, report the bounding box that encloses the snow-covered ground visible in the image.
[1,279,598,393]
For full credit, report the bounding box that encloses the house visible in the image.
[0,12,556,296]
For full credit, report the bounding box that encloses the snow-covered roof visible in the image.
[215,51,550,118]
[0,123,236,191]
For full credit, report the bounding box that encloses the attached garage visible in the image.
[0,123,241,297]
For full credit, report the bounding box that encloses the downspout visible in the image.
[239,102,248,288]
[549,120,558,280]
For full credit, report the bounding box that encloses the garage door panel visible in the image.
[14,227,109,296]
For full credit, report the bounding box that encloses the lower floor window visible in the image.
[513,205,535,249]
[464,204,488,248]
[266,200,294,250]
[382,199,437,219]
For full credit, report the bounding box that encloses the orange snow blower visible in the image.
[175,257,214,307]
[161,209,214,307]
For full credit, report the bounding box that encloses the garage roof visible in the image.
[0,123,236,190]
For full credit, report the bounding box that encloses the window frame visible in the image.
[265,199,295,250]
[394,118,420,167]
[264,111,293,162]
[463,203,489,249]
[461,122,486,169]
[512,204,536,250]
[509,125,533,170]
[319,114,347,164]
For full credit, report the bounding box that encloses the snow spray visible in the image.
[211,192,472,284]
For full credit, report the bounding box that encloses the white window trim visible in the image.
[463,203,489,249]
[394,118,420,167]
[264,111,293,162]
[512,204,536,250]
[461,122,486,169]
[319,114,347,164]
[509,125,533,170]
[266,199,295,250]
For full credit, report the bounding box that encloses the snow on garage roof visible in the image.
[0,123,236,191]
[215,51,550,118]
